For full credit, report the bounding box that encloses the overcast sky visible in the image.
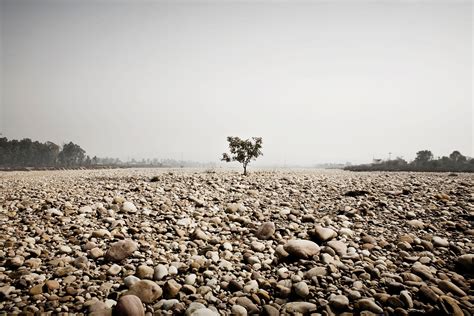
[0,0,472,165]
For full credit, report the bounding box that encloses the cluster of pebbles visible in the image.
[0,168,472,315]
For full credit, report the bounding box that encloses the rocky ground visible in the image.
[0,168,472,315]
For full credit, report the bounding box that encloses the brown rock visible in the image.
[163,279,181,298]
[284,240,320,259]
[256,222,275,240]
[439,295,463,316]
[114,295,145,316]
[105,240,138,262]
[126,280,162,303]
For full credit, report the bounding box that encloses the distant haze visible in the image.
[0,0,472,165]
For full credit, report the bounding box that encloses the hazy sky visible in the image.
[0,0,472,165]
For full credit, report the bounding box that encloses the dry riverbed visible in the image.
[0,169,473,315]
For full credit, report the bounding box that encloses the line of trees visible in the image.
[345,150,474,172]
[0,137,92,168]
[0,137,215,169]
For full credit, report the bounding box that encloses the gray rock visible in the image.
[231,304,247,316]
[154,264,168,280]
[294,281,309,298]
[122,201,137,213]
[432,236,449,247]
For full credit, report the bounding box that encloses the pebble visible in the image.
[293,281,309,297]
[329,294,350,310]
[107,264,122,276]
[0,169,471,315]
[284,239,321,259]
[126,280,162,303]
[114,295,144,316]
[326,240,347,256]
[154,264,168,280]
[432,236,449,247]
[256,222,275,240]
[59,245,72,253]
[122,201,137,213]
[356,299,383,314]
[312,226,337,242]
[105,240,138,262]
[231,304,248,316]
[136,265,154,279]
[283,302,317,313]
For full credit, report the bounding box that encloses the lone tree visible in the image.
[222,136,263,175]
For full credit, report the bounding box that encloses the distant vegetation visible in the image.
[0,137,89,168]
[0,137,212,170]
[345,150,474,173]
[222,136,263,175]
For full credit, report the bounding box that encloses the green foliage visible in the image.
[414,150,433,165]
[345,150,474,172]
[58,142,86,166]
[0,137,88,168]
[222,136,263,175]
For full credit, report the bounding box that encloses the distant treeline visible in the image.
[0,137,213,169]
[345,150,474,172]
[0,137,90,167]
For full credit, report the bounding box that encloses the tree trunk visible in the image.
[243,164,247,176]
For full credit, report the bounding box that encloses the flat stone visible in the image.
[438,280,466,297]
[305,266,327,278]
[407,220,424,229]
[284,240,320,259]
[107,264,122,276]
[283,302,317,313]
[432,236,449,247]
[327,240,347,256]
[312,226,337,242]
[90,247,104,259]
[126,280,162,303]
